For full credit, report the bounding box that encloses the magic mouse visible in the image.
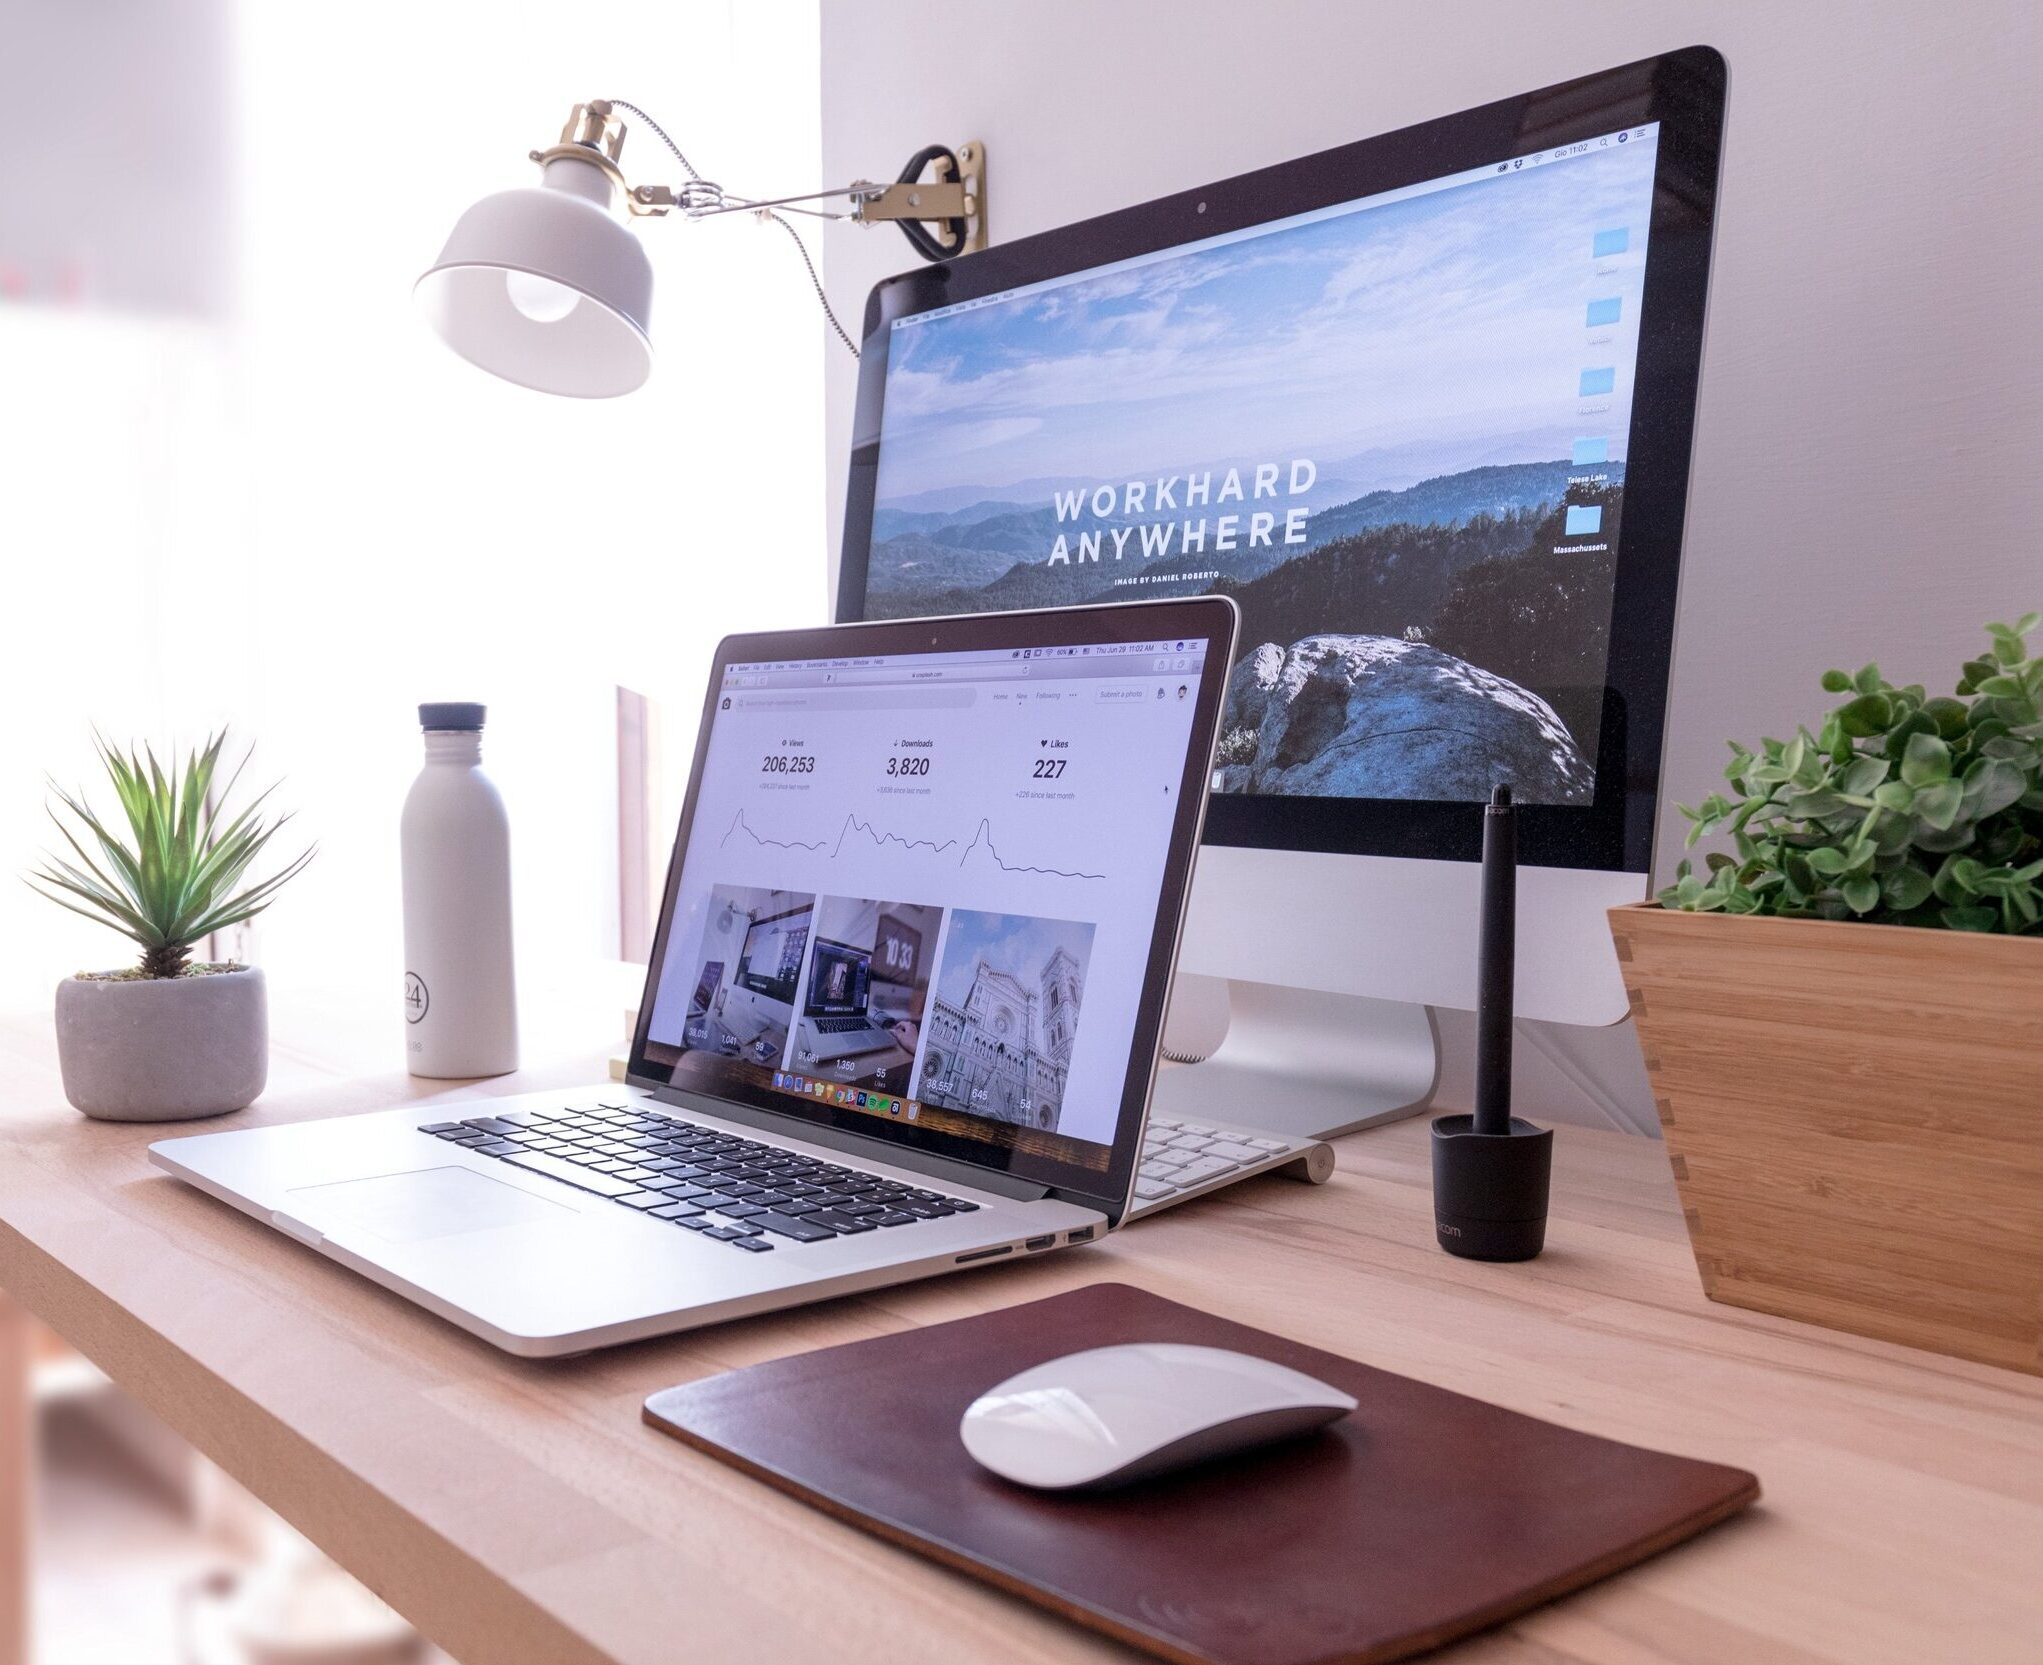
[959,1342,1358,1491]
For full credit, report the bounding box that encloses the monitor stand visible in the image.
[1150,975,1440,1143]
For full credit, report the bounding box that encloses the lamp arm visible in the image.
[550,100,985,360]
[626,180,869,219]
[595,98,983,252]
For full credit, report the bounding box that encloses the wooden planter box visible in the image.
[1608,902,2043,1376]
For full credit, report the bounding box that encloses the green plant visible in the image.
[1663,616,2043,933]
[27,732,314,977]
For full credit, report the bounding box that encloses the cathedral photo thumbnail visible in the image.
[914,910,1095,1132]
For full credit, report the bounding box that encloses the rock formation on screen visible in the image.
[1216,635,1592,804]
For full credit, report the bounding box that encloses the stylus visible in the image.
[1473,785,1515,1138]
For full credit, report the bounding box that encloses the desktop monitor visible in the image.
[738,906,810,1005]
[835,49,1726,1136]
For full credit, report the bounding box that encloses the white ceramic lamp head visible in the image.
[416,147,654,399]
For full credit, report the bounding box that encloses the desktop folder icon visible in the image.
[1572,437,1609,466]
[1578,367,1616,398]
[1586,297,1622,327]
[1565,505,1604,537]
[1593,227,1630,258]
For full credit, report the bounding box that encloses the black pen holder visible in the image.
[1430,1114,1552,1261]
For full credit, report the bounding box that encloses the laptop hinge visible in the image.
[641,1083,1053,1203]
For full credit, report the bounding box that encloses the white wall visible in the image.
[1,1,825,1037]
[818,0,2043,1131]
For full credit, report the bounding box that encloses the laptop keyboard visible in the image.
[420,1103,978,1252]
[811,1015,884,1035]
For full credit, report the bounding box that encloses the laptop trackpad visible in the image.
[285,1165,576,1244]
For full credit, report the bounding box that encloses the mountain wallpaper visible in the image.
[859,133,1660,804]
[865,464,1626,804]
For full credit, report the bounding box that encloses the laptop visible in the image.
[796,939,891,1060]
[151,597,1325,1357]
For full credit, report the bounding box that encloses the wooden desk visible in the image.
[2,1006,2040,1665]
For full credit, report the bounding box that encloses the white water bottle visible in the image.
[401,703,518,1078]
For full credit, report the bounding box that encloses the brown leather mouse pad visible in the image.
[643,1282,1758,1665]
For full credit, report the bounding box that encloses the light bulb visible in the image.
[504,270,582,324]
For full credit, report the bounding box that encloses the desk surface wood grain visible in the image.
[1,1002,2039,1665]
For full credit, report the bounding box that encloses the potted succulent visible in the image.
[27,733,312,1121]
[1607,617,2043,1375]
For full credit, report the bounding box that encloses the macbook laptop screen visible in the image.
[635,613,1228,1194]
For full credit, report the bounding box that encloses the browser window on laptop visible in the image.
[636,626,1221,1185]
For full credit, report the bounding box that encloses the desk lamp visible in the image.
[416,99,985,395]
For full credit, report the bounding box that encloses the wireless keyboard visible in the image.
[1126,1114,1335,1217]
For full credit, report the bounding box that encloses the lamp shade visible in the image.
[416,169,654,398]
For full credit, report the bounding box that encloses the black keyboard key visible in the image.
[671,1215,712,1231]
[752,1212,837,1243]
[420,1122,463,1134]
[806,1210,876,1234]
[716,1183,766,1199]
[948,1200,980,1212]
[832,1202,883,1217]
[733,1236,775,1253]
[473,1140,521,1155]
[869,1211,917,1227]
[897,1201,954,1219]
[650,1201,704,1220]
[774,1201,820,1216]
[716,1204,766,1220]
[649,1182,711,1201]
[461,1117,521,1135]
[692,1194,746,1213]
[703,1226,756,1242]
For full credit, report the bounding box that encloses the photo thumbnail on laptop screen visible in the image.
[640,634,1213,1174]
[861,125,1663,806]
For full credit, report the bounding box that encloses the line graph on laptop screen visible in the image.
[640,636,1212,1173]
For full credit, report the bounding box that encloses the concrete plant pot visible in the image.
[54,965,268,1121]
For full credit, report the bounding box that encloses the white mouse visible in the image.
[959,1342,1358,1491]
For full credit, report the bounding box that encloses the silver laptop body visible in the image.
[152,599,1239,1356]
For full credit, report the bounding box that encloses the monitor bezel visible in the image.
[625,594,1240,1222]
[834,46,1726,876]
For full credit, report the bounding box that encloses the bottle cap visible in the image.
[418,702,486,732]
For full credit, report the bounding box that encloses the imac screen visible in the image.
[861,125,1662,807]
